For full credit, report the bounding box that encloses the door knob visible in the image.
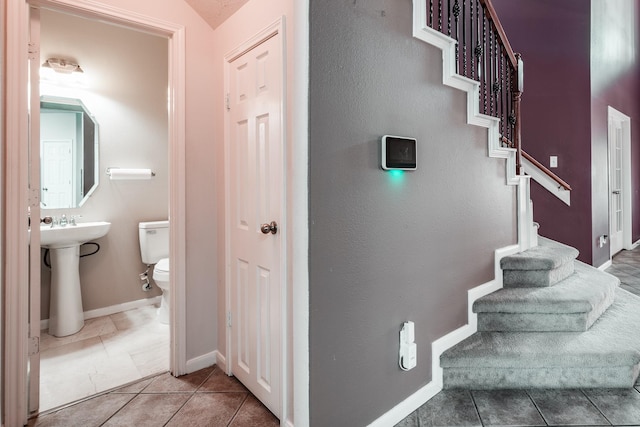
[260,221,278,235]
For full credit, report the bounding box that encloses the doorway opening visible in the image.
[4,1,186,423]
[607,106,632,257]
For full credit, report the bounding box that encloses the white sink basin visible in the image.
[41,221,111,248]
[40,221,111,337]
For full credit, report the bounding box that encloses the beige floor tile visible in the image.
[40,316,117,351]
[39,306,168,413]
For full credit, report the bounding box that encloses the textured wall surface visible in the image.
[308,0,517,424]
[590,0,640,266]
[493,0,593,263]
[494,0,640,267]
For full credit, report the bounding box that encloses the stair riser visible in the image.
[443,365,640,389]
[477,312,593,332]
[503,261,575,288]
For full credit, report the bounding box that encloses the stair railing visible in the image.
[423,0,523,174]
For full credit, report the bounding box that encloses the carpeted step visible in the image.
[501,237,579,288]
[475,261,619,332]
[441,288,640,389]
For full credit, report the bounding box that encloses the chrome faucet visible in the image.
[59,214,68,227]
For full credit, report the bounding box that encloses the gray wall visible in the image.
[308,0,517,424]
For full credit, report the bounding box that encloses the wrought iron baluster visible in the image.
[438,0,443,31]
[482,13,487,114]
[429,0,434,28]
[453,0,460,73]
[462,0,467,76]
[447,0,452,36]
[470,0,474,79]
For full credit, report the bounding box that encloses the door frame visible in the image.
[607,106,633,255]
[5,0,186,423]
[223,18,289,420]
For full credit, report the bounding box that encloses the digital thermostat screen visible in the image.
[381,135,417,170]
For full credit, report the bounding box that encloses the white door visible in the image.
[28,6,42,415]
[609,113,624,255]
[228,32,283,418]
[41,139,73,208]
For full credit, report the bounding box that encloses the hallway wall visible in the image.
[308,0,517,424]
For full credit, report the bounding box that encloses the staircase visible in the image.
[440,236,640,389]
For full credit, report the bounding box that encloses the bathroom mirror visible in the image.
[40,96,99,209]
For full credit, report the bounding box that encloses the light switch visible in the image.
[550,156,558,168]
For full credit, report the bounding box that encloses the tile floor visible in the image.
[396,246,640,427]
[27,365,279,427]
[39,304,169,411]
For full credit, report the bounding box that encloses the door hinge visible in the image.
[28,336,39,356]
[29,188,40,208]
[227,311,232,328]
[28,42,39,60]
[225,93,230,112]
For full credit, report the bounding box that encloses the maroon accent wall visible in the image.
[492,0,593,263]
[493,0,640,266]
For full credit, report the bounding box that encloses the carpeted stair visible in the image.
[440,237,640,389]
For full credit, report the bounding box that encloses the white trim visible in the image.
[5,0,30,424]
[223,18,288,421]
[411,0,518,188]
[215,350,227,373]
[39,296,162,330]
[598,260,613,271]
[185,350,218,374]
[632,239,640,250]
[608,106,633,253]
[521,156,571,206]
[292,1,310,425]
[368,244,520,427]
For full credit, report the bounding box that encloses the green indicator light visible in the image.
[389,169,405,182]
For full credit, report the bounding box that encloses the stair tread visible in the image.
[442,288,640,369]
[475,261,619,314]
[500,237,579,271]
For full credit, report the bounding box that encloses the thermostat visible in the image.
[381,135,417,170]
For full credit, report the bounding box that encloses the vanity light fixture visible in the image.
[41,58,84,74]
[41,58,86,87]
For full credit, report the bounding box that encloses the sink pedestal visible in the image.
[48,245,84,337]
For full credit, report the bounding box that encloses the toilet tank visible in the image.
[138,220,169,264]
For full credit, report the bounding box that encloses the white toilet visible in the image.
[138,220,170,324]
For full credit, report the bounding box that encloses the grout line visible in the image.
[468,390,486,427]
[226,393,250,427]
[579,389,613,426]
[524,390,550,426]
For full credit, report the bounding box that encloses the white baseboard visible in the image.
[598,260,613,271]
[185,350,218,374]
[368,244,519,426]
[39,296,162,331]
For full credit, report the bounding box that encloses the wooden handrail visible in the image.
[521,150,572,191]
[479,0,517,69]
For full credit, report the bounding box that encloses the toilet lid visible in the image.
[155,258,170,273]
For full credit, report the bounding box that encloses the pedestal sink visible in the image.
[41,221,111,337]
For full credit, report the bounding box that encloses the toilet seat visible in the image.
[153,257,170,284]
